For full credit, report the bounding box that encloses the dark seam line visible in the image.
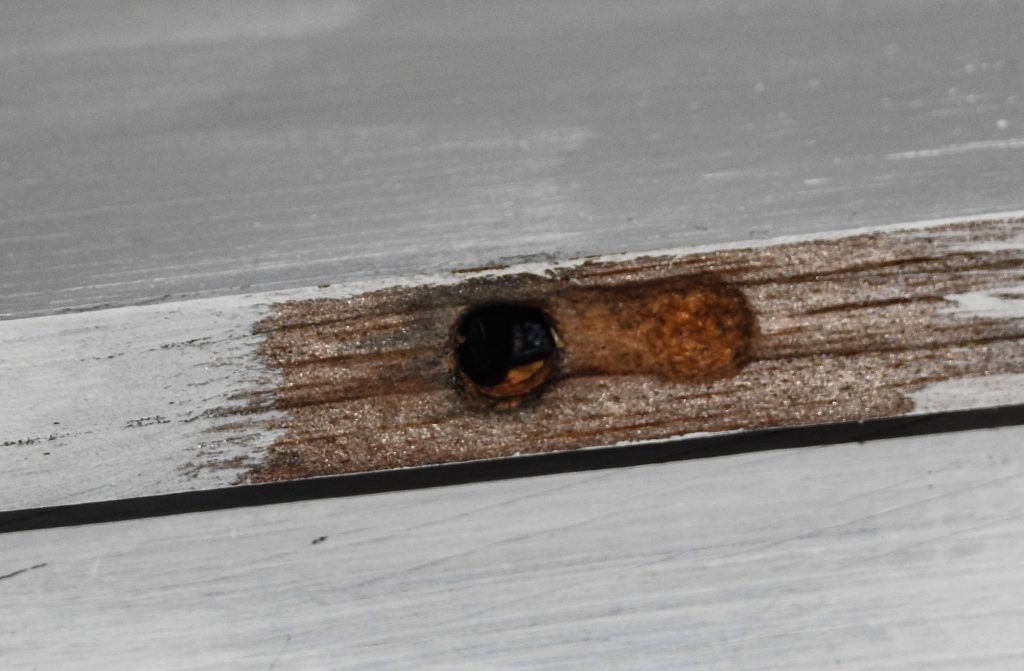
[0,404,1021,534]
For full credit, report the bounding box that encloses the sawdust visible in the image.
[242,218,1024,482]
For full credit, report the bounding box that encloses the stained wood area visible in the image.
[5,4,1024,668]
[2,214,1023,511]
[247,217,1024,482]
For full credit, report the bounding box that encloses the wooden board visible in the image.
[3,423,1024,669]
[4,1,1024,320]
[249,214,1024,482]
[2,212,1023,512]
[3,3,1024,668]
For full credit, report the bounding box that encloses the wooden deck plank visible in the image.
[2,3,1024,668]
[3,423,1023,669]
[3,0,1024,319]
[3,212,1022,512]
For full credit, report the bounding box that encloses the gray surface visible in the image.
[3,424,1024,669]
[3,0,1024,318]
[4,5,1024,668]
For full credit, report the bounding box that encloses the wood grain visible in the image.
[4,0,1024,320]
[247,216,1024,481]
[2,213,1023,511]
[3,423,1023,669]
[3,4,1024,668]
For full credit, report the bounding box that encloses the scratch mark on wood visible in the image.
[0,563,47,583]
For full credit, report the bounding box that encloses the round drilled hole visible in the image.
[453,303,558,401]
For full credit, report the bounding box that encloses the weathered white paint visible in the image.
[2,3,1023,667]
[911,374,1024,414]
[2,423,1023,669]
[0,296,280,509]
[3,211,1023,512]
[4,0,1024,320]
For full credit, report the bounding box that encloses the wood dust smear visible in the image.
[243,218,1024,482]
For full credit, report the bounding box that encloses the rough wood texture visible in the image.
[0,294,278,511]
[3,424,1023,669]
[2,214,1023,512]
[4,3,1024,669]
[248,216,1024,481]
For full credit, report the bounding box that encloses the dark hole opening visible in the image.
[455,303,556,389]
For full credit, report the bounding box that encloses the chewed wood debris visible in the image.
[237,217,1024,482]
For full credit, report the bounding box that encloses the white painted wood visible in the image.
[0,295,278,509]
[2,4,1024,667]
[3,423,1023,669]
[3,0,1024,319]
[3,211,1022,512]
